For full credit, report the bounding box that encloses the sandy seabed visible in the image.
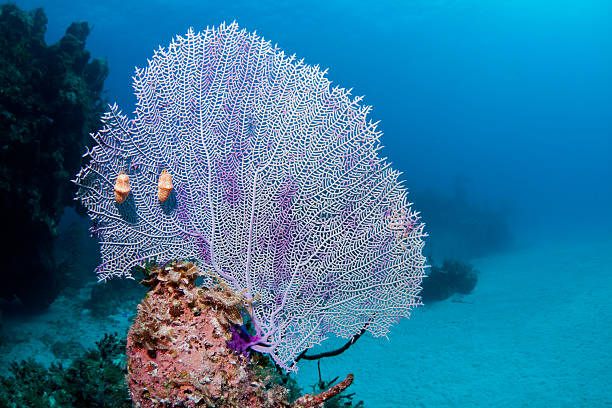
[297,234,612,407]
[1,234,610,407]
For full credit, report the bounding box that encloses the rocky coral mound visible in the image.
[0,3,108,310]
[127,261,355,408]
[126,261,291,407]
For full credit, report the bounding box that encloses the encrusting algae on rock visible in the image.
[126,261,287,407]
[126,261,354,407]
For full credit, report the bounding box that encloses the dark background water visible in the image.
[14,0,612,247]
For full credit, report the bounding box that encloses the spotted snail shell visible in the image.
[114,171,130,204]
[158,169,173,202]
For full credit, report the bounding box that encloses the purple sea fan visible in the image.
[74,22,427,371]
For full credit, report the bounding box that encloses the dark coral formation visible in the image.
[0,3,108,310]
[0,333,131,408]
[420,259,479,303]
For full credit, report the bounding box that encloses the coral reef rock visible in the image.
[0,3,108,310]
[126,261,291,407]
[127,261,356,407]
[420,259,479,303]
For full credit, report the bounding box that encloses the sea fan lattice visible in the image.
[75,22,427,371]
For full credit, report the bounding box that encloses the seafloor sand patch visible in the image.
[0,284,135,369]
[296,235,612,407]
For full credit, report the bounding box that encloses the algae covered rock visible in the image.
[126,261,293,407]
[127,261,358,407]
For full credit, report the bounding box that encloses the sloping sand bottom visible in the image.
[1,235,610,407]
[0,284,136,370]
[296,235,612,407]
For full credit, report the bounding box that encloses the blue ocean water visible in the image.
[5,0,612,406]
[18,0,611,238]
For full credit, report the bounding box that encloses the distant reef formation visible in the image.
[414,187,514,260]
[420,259,478,303]
[0,3,108,311]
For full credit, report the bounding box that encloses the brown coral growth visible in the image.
[292,374,354,408]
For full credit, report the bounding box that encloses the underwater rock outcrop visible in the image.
[420,259,478,303]
[127,261,354,407]
[0,4,108,310]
